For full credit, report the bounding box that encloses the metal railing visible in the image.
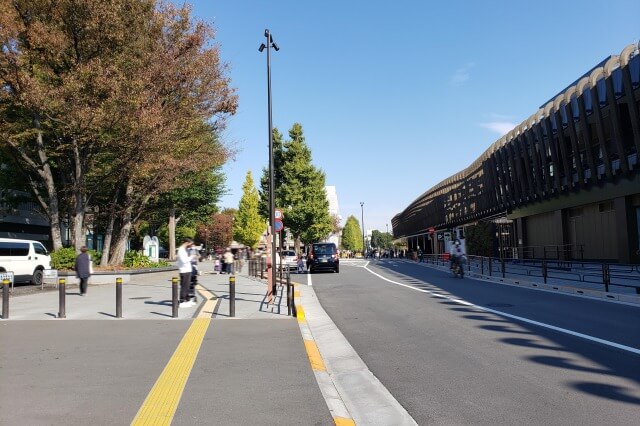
[513,244,585,261]
[421,254,640,295]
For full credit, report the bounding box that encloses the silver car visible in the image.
[279,250,298,270]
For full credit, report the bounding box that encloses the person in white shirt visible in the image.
[450,240,465,270]
[177,238,194,307]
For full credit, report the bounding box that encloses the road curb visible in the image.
[297,282,417,425]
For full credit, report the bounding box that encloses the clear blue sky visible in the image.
[188,0,639,234]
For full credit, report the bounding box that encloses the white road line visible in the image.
[364,265,640,356]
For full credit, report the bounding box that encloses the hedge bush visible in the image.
[50,248,102,270]
[123,250,170,268]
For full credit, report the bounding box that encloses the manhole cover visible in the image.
[129,296,151,300]
[486,303,513,308]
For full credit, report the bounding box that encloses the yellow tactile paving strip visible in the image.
[131,317,211,426]
[195,284,218,319]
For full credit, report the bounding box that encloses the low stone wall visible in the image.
[56,267,178,285]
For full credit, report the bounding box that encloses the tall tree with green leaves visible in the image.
[234,171,264,248]
[258,127,284,219]
[341,215,362,252]
[259,123,332,250]
[280,123,332,248]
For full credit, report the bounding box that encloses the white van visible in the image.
[0,238,52,286]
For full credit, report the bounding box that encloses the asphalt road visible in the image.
[310,260,640,425]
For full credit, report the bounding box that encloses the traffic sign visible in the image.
[274,208,283,220]
[274,219,284,232]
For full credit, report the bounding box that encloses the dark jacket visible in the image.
[75,252,91,279]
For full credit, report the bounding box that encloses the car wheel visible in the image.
[32,268,44,286]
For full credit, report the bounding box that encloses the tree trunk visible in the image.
[109,218,132,266]
[168,206,177,261]
[100,214,116,266]
[33,117,63,250]
[100,186,121,266]
[72,139,87,251]
[109,183,134,266]
[72,202,85,251]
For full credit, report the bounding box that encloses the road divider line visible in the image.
[364,265,640,356]
[131,317,211,425]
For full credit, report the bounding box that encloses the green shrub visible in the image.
[50,247,76,269]
[123,251,170,269]
[50,248,103,270]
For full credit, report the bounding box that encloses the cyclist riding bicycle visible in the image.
[450,240,466,271]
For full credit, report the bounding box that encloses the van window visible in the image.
[0,242,30,256]
[34,243,48,255]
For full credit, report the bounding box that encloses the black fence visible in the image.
[423,254,640,295]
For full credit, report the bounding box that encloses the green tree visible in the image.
[259,123,332,250]
[234,171,264,248]
[143,167,225,260]
[0,1,237,263]
[341,215,362,252]
[258,127,284,219]
[465,223,494,256]
[281,124,332,247]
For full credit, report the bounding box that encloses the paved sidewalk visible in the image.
[2,261,296,320]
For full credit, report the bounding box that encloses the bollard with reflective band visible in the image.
[2,279,9,319]
[172,277,179,318]
[229,275,236,317]
[116,277,123,318]
[58,278,66,318]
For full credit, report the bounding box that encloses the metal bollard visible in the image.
[116,277,123,318]
[489,258,493,277]
[542,261,548,284]
[602,264,610,293]
[501,258,505,279]
[286,272,292,316]
[2,279,9,319]
[58,278,66,318]
[229,275,236,317]
[172,277,179,318]
[481,257,484,275]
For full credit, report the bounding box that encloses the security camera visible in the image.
[258,43,266,52]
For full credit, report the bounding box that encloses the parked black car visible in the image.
[308,242,339,273]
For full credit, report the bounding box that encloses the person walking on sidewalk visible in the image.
[74,246,92,296]
[223,248,234,275]
[177,238,195,308]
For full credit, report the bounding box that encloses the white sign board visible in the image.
[0,271,14,290]
[42,269,58,289]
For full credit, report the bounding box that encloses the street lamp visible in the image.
[259,29,279,295]
[360,202,365,256]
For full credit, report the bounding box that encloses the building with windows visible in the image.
[392,42,640,264]
[0,190,51,247]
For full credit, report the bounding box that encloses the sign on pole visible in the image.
[274,208,283,220]
[274,219,284,233]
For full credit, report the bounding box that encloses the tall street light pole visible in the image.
[259,29,279,295]
[386,223,389,250]
[360,202,365,257]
